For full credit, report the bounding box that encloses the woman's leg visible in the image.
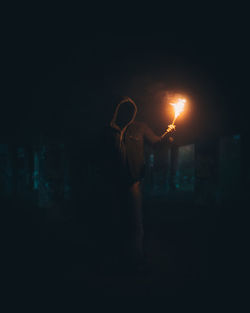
[129,181,144,262]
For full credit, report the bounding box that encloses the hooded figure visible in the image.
[98,96,174,268]
[109,96,169,185]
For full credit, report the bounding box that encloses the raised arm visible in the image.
[143,123,161,145]
[143,123,174,145]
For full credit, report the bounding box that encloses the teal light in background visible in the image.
[177,144,195,192]
[34,152,39,190]
[233,134,240,141]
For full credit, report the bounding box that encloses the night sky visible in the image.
[3,5,249,142]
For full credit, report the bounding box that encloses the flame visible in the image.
[170,98,186,122]
[161,95,186,138]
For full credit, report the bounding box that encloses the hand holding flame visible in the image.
[161,97,186,138]
[166,124,176,132]
[161,124,176,138]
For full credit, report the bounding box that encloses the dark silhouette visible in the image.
[97,96,174,271]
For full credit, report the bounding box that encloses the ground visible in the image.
[3,192,242,304]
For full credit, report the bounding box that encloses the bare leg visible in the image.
[129,181,144,262]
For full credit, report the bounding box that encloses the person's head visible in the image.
[111,97,137,129]
[116,101,136,129]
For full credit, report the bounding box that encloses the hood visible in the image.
[110,97,137,133]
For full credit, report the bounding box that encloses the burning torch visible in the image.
[161,96,186,138]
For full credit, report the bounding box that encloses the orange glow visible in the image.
[161,94,187,138]
[170,98,186,124]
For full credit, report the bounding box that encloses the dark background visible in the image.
[3,5,250,140]
[2,4,249,304]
